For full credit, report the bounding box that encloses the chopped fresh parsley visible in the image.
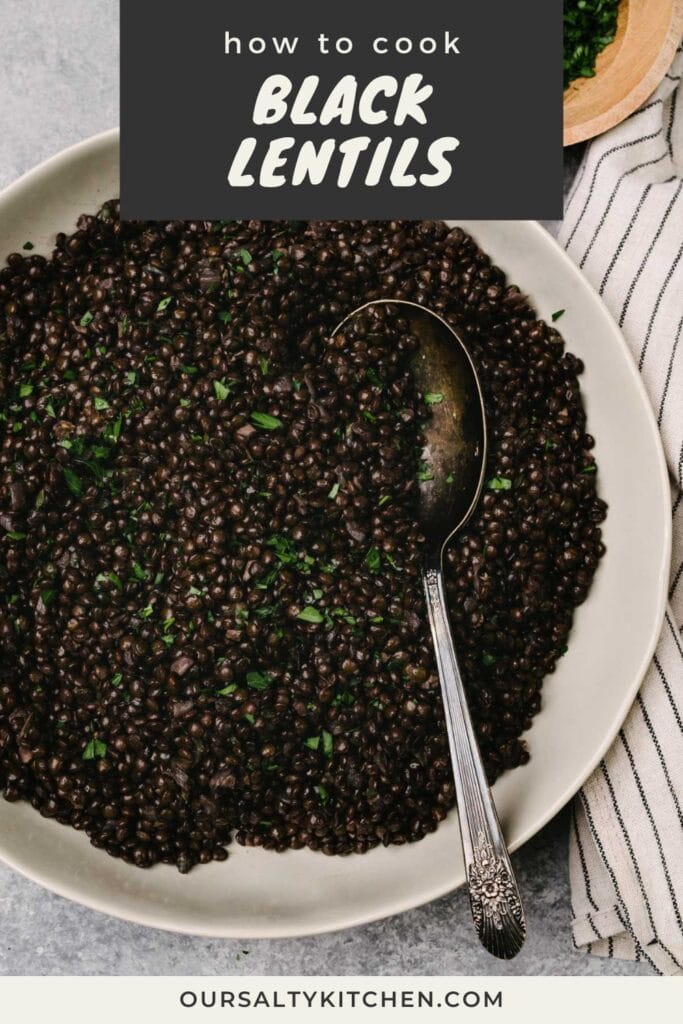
[297,606,324,624]
[82,738,107,760]
[487,476,512,491]
[246,670,272,691]
[366,547,381,572]
[63,467,83,497]
[564,0,619,88]
[213,379,230,401]
[551,309,565,322]
[332,691,354,707]
[251,411,282,430]
[268,535,299,565]
[424,392,444,405]
[157,296,173,313]
[96,570,122,591]
[102,414,123,443]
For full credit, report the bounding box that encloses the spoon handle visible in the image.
[422,565,526,960]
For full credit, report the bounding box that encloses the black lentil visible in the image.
[0,209,607,871]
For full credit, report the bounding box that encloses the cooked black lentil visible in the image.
[0,210,606,872]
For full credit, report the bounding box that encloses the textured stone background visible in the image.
[0,0,647,977]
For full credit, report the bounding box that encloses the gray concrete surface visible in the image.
[0,0,648,977]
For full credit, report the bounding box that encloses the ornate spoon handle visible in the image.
[423,564,526,960]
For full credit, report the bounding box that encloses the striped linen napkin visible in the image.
[558,46,683,975]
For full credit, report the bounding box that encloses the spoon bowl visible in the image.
[331,300,486,553]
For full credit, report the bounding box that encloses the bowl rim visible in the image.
[0,128,672,938]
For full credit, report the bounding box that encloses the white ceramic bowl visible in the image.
[0,130,671,938]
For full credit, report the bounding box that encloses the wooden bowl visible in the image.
[564,0,683,146]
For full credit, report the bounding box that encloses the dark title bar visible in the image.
[121,0,563,220]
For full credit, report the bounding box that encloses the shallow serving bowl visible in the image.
[0,130,671,938]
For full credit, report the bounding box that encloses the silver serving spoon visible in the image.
[334,299,526,960]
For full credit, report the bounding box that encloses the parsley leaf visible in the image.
[297,606,324,624]
[63,467,83,497]
[366,547,381,572]
[251,411,283,430]
[487,476,512,491]
[82,738,107,760]
[246,670,272,691]
[102,414,123,443]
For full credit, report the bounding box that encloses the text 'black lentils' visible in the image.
[0,210,607,872]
